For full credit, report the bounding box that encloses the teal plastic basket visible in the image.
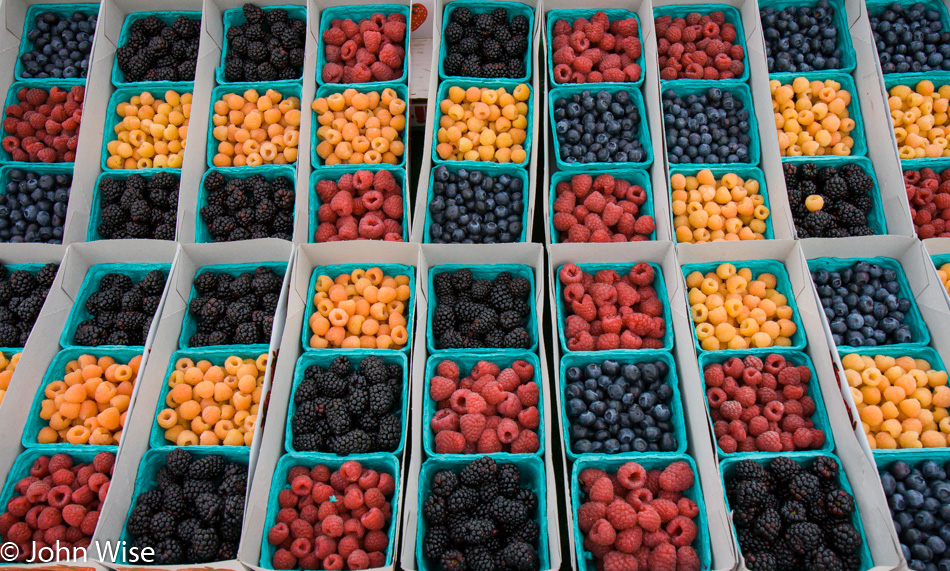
[0,164,74,242]
[720,452,874,570]
[758,0,856,73]
[301,262,415,354]
[285,350,408,455]
[207,81,303,170]
[439,0,534,82]
[808,256,930,350]
[309,165,409,243]
[782,156,888,236]
[554,261,674,354]
[0,80,84,164]
[180,261,287,350]
[883,74,950,166]
[86,170,180,241]
[426,263,537,354]
[311,81,408,169]
[217,5,307,85]
[697,349,835,455]
[431,79,533,168]
[548,168,654,243]
[667,165,774,243]
[867,0,950,78]
[59,262,169,349]
[118,446,249,562]
[22,346,143,449]
[316,4,411,87]
[653,3,749,83]
[0,260,52,352]
[571,454,711,570]
[148,346,270,450]
[101,83,192,172]
[425,162,529,243]
[681,259,808,352]
[770,70,867,158]
[932,252,950,290]
[550,83,653,170]
[260,452,401,568]
[839,345,948,456]
[196,165,295,243]
[422,351,544,458]
[545,9,645,89]
[112,11,201,86]
[14,3,99,82]
[416,455,549,571]
[660,79,760,166]
[559,350,687,461]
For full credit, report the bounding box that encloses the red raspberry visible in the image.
[589,518,617,546]
[719,400,741,421]
[382,20,406,43]
[24,88,47,106]
[477,429,502,453]
[567,331,596,351]
[434,360,459,380]
[596,333,621,350]
[587,476,614,504]
[764,401,785,422]
[676,546,701,571]
[429,375,456,402]
[792,428,814,449]
[755,430,782,452]
[811,429,826,448]
[637,506,661,532]
[614,527,642,554]
[70,485,95,506]
[603,551,640,571]
[571,174,593,198]
[577,501,607,533]
[360,507,386,531]
[648,543,677,571]
[606,499,638,530]
[48,454,72,474]
[430,408,459,433]
[79,509,98,535]
[652,498,678,523]
[434,431,465,454]
[565,314,590,340]
[272,548,297,569]
[721,22,737,41]
[728,420,747,442]
[459,413,486,443]
[666,515,698,547]
[496,418,520,444]
[291,475,313,497]
[659,461,694,492]
[497,393,523,419]
[553,190,576,213]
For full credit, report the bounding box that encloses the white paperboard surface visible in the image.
[409,0,541,244]
[547,241,737,571]
[677,239,903,571]
[399,243,561,571]
[238,241,419,571]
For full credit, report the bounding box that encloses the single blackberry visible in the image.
[8,271,36,295]
[744,552,776,571]
[821,489,854,519]
[734,460,769,482]
[195,493,223,524]
[461,456,498,487]
[441,550,466,571]
[498,540,539,571]
[502,328,531,349]
[161,485,187,519]
[512,519,540,545]
[804,210,836,236]
[832,203,868,229]
[446,486,479,513]
[233,322,260,344]
[182,478,215,502]
[376,414,401,451]
[445,22,465,44]
[481,62,508,78]
[808,546,843,571]
[329,429,373,455]
[73,324,103,346]
[506,59,527,78]
[826,522,861,554]
[451,517,496,547]
[482,39,504,61]
[153,537,183,565]
[799,162,819,180]
[463,546,496,571]
[489,496,528,529]
[811,456,839,483]
[126,505,153,536]
[733,480,770,511]
[292,432,323,451]
[780,500,808,525]
[150,511,176,538]
[769,456,802,484]
[754,507,782,541]
[138,489,164,513]
[423,525,450,560]
[509,15,529,36]
[786,522,822,554]
[423,495,449,526]
[190,527,219,562]
[452,7,474,25]
[788,472,821,502]
[188,455,226,480]
[445,52,465,74]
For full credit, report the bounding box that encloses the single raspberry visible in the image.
[648,543,677,571]
[604,551,640,571]
[429,375,456,402]
[434,431,465,454]
[589,476,615,504]
[459,413,486,443]
[477,429,502,453]
[430,408,459,433]
[606,500,638,530]
[659,462,694,492]
[496,418,520,444]
[497,393,523,418]
[755,430,782,452]
[589,518,617,546]
[517,406,540,430]
[497,368,522,391]
[436,360,459,380]
[272,548,297,569]
[637,506,661,532]
[792,428,814,449]
[652,498,679,523]
[578,501,607,533]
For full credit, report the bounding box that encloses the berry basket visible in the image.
[570,454,712,570]
[931,250,950,307]
[680,259,808,353]
[117,446,250,564]
[206,81,303,170]
[21,346,143,450]
[559,350,687,461]
[696,349,835,456]
[196,165,296,243]
[0,261,47,353]
[0,80,85,165]
[309,165,409,243]
[837,344,950,456]
[111,10,202,87]
[554,261,674,354]
[302,262,415,354]
[284,349,409,456]
[769,70,868,159]
[316,4,411,88]
[865,0,950,41]
[148,347,271,451]
[415,454,549,571]
[14,2,100,83]
[430,78,533,169]
[807,256,930,351]
[657,79,760,167]
[60,262,170,350]
[260,451,402,569]
[719,452,874,571]
[757,0,856,74]
[548,168,655,243]
[549,82,653,170]
[438,0,535,83]
[217,4,307,86]
[653,3,750,83]
[782,156,888,236]
[179,261,288,350]
[424,162,529,243]
[0,163,74,243]
[426,263,538,355]
[422,351,544,458]
[101,83,192,173]
[545,8,645,90]
[311,81,409,170]
[86,169,180,241]
[882,73,950,166]
[667,165,774,244]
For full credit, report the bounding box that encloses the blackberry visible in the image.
[734,460,769,482]
[188,455,226,480]
[452,7,474,25]
[744,552,776,571]
[509,15,529,36]
[498,540,538,571]
[195,493,223,524]
[754,507,782,541]
[832,203,868,229]
[432,470,460,498]
[153,538,183,565]
[8,271,36,295]
[502,328,531,349]
[513,488,537,512]
[506,59,526,78]
[811,456,839,482]
[441,550,466,571]
[807,546,843,571]
[821,489,854,519]
[826,522,861,554]
[512,519,540,544]
[150,511,176,538]
[482,39,504,61]
[292,432,323,451]
[447,486,479,513]
[376,414,401,451]
[161,485,187,519]
[183,478,215,502]
[461,456,498,487]
[329,429,373,455]
[190,527,219,562]
[452,517,496,546]
[800,162,819,180]
[733,480,770,511]
[73,325,103,346]
[423,495,449,525]
[780,500,808,524]
[788,472,821,502]
[497,463,521,498]
[233,322,260,344]
[464,546,496,571]
[769,456,803,484]
[489,496,527,529]
[138,489,164,513]
[127,506,153,536]
[482,62,508,78]
[445,22,465,44]
[786,522,822,554]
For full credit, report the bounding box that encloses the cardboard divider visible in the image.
[540,0,672,246]
[238,240,418,571]
[400,243,561,571]
[677,238,904,570]
[410,0,541,243]
[547,240,735,571]
[90,238,291,571]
